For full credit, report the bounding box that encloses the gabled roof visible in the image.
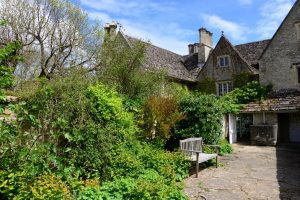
[221,35,259,74]
[235,39,270,66]
[120,32,195,82]
[197,34,259,79]
[259,0,300,60]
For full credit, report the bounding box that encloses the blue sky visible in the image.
[73,0,296,55]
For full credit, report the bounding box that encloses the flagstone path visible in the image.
[184,144,300,200]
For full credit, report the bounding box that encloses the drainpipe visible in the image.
[263,111,266,124]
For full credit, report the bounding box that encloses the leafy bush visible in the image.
[219,139,233,156]
[176,93,224,144]
[99,36,166,100]
[226,81,272,104]
[142,96,185,145]
[193,77,216,94]
[98,170,188,200]
[29,173,72,200]
[0,70,190,199]
[233,73,258,88]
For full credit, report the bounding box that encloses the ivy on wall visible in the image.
[233,72,259,88]
[193,77,216,94]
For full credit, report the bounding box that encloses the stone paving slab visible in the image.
[184,144,300,200]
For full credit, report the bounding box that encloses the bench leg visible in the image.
[196,152,199,178]
[216,156,218,168]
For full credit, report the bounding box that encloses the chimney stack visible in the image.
[198,27,213,64]
[104,21,118,39]
[199,27,213,47]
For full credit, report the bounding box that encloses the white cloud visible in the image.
[79,0,172,16]
[238,0,253,5]
[88,11,112,23]
[86,10,194,55]
[120,21,192,55]
[256,0,295,39]
[202,14,248,41]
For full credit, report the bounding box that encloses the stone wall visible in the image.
[259,1,300,90]
[253,112,278,125]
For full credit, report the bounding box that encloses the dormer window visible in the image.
[295,22,300,40]
[218,55,230,67]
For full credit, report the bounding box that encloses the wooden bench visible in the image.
[180,137,220,178]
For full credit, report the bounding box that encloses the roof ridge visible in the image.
[235,39,271,47]
[123,33,183,56]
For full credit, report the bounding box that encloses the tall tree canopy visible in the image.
[0,0,102,79]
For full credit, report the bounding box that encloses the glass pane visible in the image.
[220,57,224,66]
[218,84,223,96]
[225,56,229,66]
[223,83,227,94]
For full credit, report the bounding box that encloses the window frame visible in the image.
[217,81,233,96]
[218,55,231,67]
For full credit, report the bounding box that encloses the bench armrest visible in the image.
[203,144,220,155]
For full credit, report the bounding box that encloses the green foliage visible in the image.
[28,173,72,200]
[218,139,233,156]
[226,81,272,104]
[86,84,137,135]
[97,170,188,200]
[142,96,185,145]
[233,73,258,88]
[219,81,272,114]
[0,40,21,105]
[194,77,216,94]
[0,69,190,199]
[177,93,223,144]
[99,36,166,99]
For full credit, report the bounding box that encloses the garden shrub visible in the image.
[98,171,188,200]
[193,77,216,94]
[0,70,191,199]
[142,96,185,146]
[233,73,258,88]
[226,81,272,104]
[219,139,234,156]
[29,173,72,200]
[176,93,224,144]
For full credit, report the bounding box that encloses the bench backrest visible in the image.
[179,137,203,157]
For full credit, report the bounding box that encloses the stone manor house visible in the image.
[105,0,300,145]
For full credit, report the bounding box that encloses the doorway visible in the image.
[278,113,290,143]
[236,114,252,143]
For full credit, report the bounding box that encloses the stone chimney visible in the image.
[104,21,118,38]
[188,44,194,54]
[198,27,213,64]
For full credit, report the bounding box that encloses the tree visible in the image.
[98,34,166,99]
[0,0,102,79]
[0,39,21,101]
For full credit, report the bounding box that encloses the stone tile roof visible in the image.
[235,39,270,66]
[182,53,198,71]
[125,35,195,82]
[241,89,300,112]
